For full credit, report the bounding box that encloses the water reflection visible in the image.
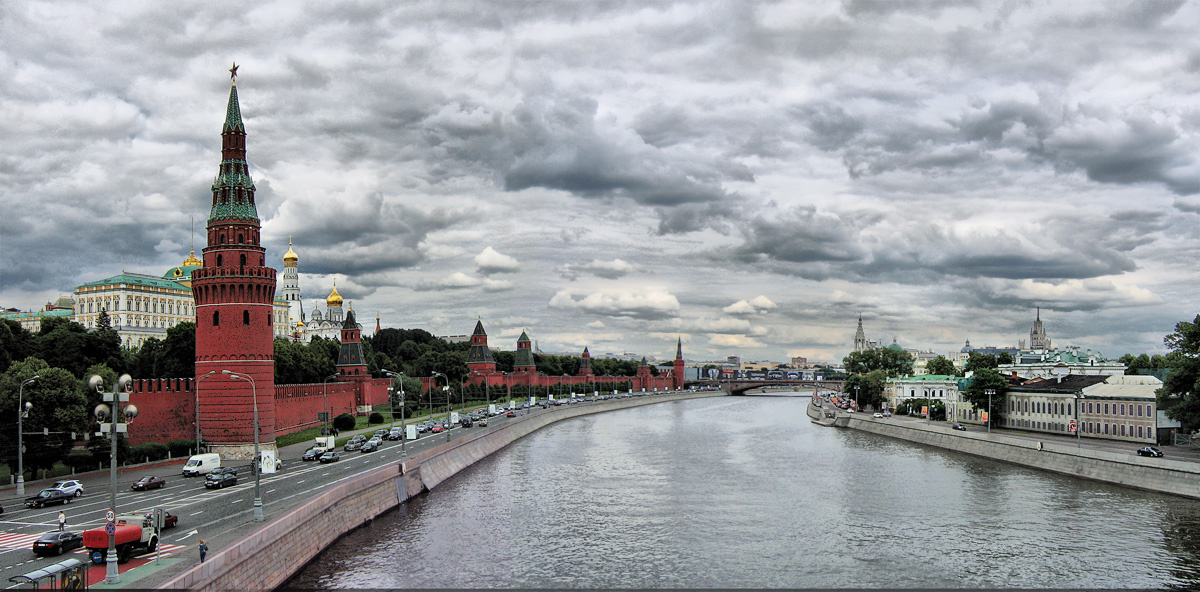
[287,396,1200,589]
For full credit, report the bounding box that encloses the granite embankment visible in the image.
[809,401,1200,499]
[160,391,724,591]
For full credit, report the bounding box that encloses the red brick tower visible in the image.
[514,330,536,373]
[579,346,593,376]
[337,307,369,381]
[672,338,685,389]
[637,356,651,380]
[192,67,277,460]
[466,319,496,374]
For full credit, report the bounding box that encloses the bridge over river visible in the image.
[691,380,845,396]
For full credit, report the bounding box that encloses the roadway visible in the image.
[0,393,689,588]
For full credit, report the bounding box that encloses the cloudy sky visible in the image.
[3,1,1200,364]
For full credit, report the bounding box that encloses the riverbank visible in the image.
[812,400,1200,500]
[159,391,724,591]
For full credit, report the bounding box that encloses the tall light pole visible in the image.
[223,371,263,522]
[194,371,217,454]
[382,370,406,455]
[853,385,860,413]
[461,374,469,412]
[984,389,996,434]
[16,375,37,496]
[431,371,450,441]
[90,373,134,584]
[1075,393,1082,448]
[322,374,339,435]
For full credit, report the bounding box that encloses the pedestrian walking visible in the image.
[58,511,66,532]
[199,539,208,563]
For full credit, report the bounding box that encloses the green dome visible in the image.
[164,265,203,281]
[888,343,904,352]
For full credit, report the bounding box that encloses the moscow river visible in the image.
[287,394,1200,589]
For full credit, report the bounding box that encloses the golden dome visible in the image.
[327,283,343,306]
[182,248,202,268]
[283,236,298,266]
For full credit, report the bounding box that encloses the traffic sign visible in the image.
[1069,419,1078,432]
[105,510,115,522]
[105,523,116,535]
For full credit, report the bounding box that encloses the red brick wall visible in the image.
[127,378,197,445]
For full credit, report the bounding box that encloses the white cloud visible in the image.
[549,288,680,320]
[586,320,606,328]
[475,246,520,274]
[560,258,637,280]
[723,295,777,315]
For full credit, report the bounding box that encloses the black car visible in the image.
[131,475,167,491]
[32,531,82,556]
[1137,446,1164,457]
[387,428,404,440]
[460,417,473,428]
[319,451,342,463]
[24,489,72,509]
[361,439,380,453]
[951,423,967,431]
[302,447,327,461]
[204,467,238,489]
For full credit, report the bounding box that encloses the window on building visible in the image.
[213,311,219,326]
[1104,424,1109,434]
[240,254,246,267]
[1120,404,1126,415]
[1104,403,1109,414]
[243,310,250,325]
[1138,426,1143,438]
[1138,405,1143,417]
[1149,427,1155,439]
[1121,425,1126,436]
[217,254,223,267]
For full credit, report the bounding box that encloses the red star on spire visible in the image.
[229,62,239,82]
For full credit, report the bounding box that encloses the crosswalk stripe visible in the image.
[0,532,42,549]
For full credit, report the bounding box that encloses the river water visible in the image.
[286,394,1200,589]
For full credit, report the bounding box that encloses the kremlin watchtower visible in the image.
[191,66,277,459]
[337,307,369,381]
[514,330,537,373]
[673,338,685,389]
[466,320,496,374]
[579,346,593,376]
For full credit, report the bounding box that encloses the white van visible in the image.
[181,453,221,477]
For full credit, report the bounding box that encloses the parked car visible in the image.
[319,451,342,463]
[361,439,380,453]
[302,447,327,461]
[1137,446,1164,457]
[204,467,238,489]
[145,510,178,529]
[25,489,73,509]
[344,435,366,451]
[131,475,166,491]
[32,531,83,556]
[388,428,404,440]
[951,423,968,431]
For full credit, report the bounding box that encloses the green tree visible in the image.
[964,352,998,374]
[996,352,1014,365]
[0,358,89,477]
[843,348,913,377]
[925,355,957,377]
[96,309,112,332]
[157,322,195,378]
[963,367,1009,429]
[844,370,888,409]
[1158,316,1200,432]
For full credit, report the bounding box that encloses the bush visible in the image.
[167,439,196,458]
[368,412,384,424]
[64,450,94,473]
[131,442,170,463]
[333,413,356,431]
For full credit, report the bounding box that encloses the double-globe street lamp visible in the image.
[431,372,450,441]
[382,369,406,455]
[89,373,135,584]
[16,375,37,496]
[984,388,996,435]
[222,370,263,522]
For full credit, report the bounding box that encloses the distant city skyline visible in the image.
[3,2,1198,362]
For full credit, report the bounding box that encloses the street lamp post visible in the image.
[431,372,450,441]
[322,374,339,435]
[461,374,469,412]
[853,385,860,413]
[223,371,263,522]
[194,371,217,455]
[382,370,406,455]
[89,373,135,585]
[16,375,37,496]
[1075,394,1082,448]
[984,389,996,435]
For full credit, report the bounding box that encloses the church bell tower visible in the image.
[191,65,277,460]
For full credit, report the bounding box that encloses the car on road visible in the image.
[344,435,367,451]
[319,451,342,463]
[145,510,178,529]
[373,429,389,440]
[478,416,489,427]
[24,489,73,509]
[951,423,968,431]
[1137,446,1164,457]
[32,531,83,556]
[302,447,327,461]
[882,411,892,417]
[506,410,516,417]
[204,467,238,489]
[388,428,404,440]
[361,439,380,453]
[460,417,473,428]
[47,480,84,497]
[131,476,166,491]
[431,424,444,434]
[873,413,883,418]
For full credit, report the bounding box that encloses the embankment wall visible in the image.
[160,391,724,591]
[843,413,1200,499]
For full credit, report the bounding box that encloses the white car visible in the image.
[873,413,884,418]
[47,480,84,497]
